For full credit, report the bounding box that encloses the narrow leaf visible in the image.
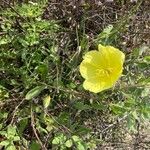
[25,86,45,100]
[43,95,51,109]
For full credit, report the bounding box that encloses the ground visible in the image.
[0,0,150,150]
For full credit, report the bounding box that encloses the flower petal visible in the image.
[80,50,108,79]
[79,61,99,79]
[82,50,107,68]
[98,44,125,68]
[83,77,102,93]
[83,77,114,93]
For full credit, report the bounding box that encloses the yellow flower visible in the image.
[79,45,125,93]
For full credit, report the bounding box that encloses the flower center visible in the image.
[96,68,113,77]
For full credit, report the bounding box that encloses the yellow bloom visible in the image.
[79,45,125,93]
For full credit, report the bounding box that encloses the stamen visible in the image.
[96,68,113,77]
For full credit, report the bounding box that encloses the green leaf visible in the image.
[36,125,48,134]
[110,104,127,115]
[7,125,17,137]
[65,139,73,148]
[75,125,91,135]
[0,124,2,130]
[25,86,45,100]
[98,25,113,39]
[13,136,20,141]
[141,87,150,97]
[36,64,48,78]
[144,55,150,62]
[138,77,150,85]
[0,140,9,146]
[74,102,91,110]
[52,137,60,145]
[87,140,97,149]
[72,135,86,150]
[131,111,139,121]
[76,142,86,150]
[127,115,137,132]
[18,119,28,136]
[0,131,7,136]
[57,112,70,125]
[67,82,76,89]
[91,103,105,110]
[52,134,66,145]
[43,95,51,109]
[141,106,150,120]
[137,62,149,69]
[6,144,16,150]
[142,111,150,120]
[72,135,80,142]
[124,98,136,107]
[30,141,40,150]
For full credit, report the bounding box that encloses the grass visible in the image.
[0,0,150,150]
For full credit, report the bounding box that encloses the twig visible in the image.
[30,105,47,150]
[37,81,89,98]
[10,98,25,124]
[101,114,128,133]
[45,111,72,134]
[43,132,53,148]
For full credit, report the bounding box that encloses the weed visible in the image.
[0,0,149,150]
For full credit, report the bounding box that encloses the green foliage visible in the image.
[0,85,9,100]
[110,45,150,132]
[52,134,89,150]
[0,125,20,150]
[0,0,149,149]
[96,25,114,45]
[30,141,41,150]
[1,1,48,18]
